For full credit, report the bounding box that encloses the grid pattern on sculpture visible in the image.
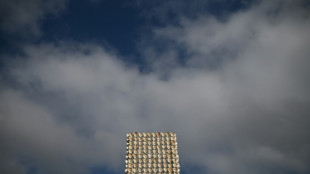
[125,132,180,174]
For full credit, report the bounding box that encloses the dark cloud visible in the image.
[133,0,254,25]
[0,0,310,174]
[0,0,68,37]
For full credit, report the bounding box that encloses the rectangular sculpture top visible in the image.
[125,132,180,174]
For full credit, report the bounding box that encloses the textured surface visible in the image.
[125,132,180,174]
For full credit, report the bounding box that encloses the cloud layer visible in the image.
[1,0,310,174]
[0,0,67,37]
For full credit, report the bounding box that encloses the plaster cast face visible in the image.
[125,132,180,173]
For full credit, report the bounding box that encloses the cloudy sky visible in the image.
[1,0,310,174]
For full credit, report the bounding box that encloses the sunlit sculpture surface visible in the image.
[125,132,180,174]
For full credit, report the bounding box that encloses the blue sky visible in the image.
[0,0,310,174]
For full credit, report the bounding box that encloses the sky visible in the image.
[0,0,310,174]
